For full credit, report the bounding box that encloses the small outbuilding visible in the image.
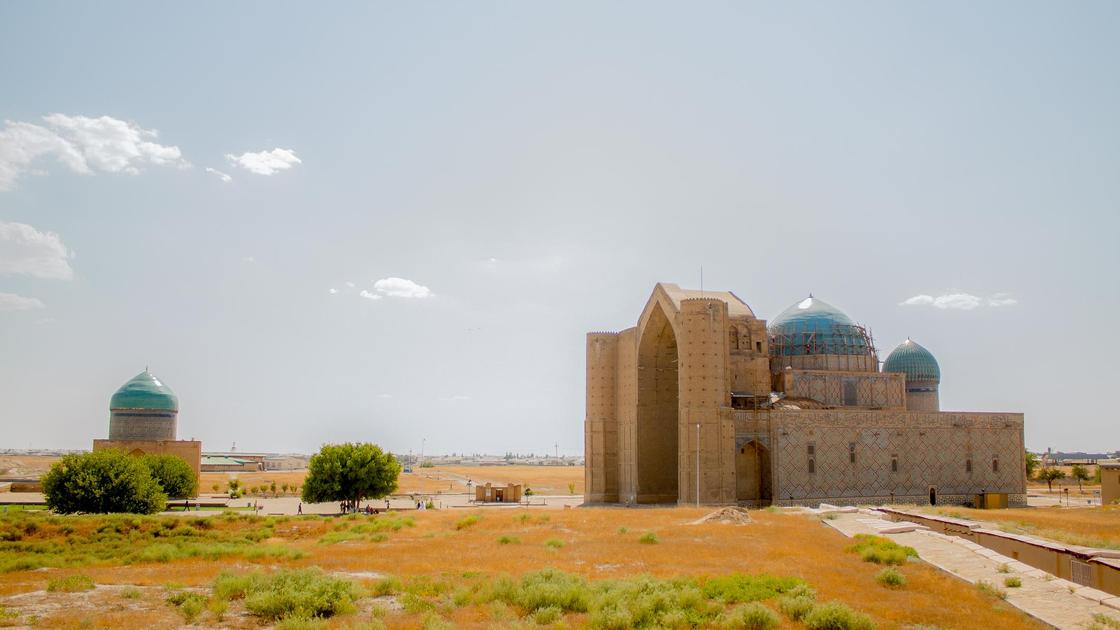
[474,482,522,503]
[1101,462,1120,506]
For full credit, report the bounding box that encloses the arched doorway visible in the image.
[635,305,679,503]
[736,440,771,503]
[929,487,937,506]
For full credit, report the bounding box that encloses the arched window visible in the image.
[728,326,740,350]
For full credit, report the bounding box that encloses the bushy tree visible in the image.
[42,450,166,514]
[1024,451,1040,479]
[301,442,400,508]
[1071,465,1090,492]
[141,454,198,499]
[1038,467,1066,492]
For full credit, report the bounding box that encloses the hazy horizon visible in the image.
[1,2,1117,454]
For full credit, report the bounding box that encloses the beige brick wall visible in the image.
[765,410,1025,506]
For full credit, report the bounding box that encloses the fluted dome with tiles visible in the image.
[883,338,941,411]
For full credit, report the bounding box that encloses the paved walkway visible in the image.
[825,511,1120,629]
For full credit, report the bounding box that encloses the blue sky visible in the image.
[1,2,1117,454]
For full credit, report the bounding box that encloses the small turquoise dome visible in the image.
[768,296,873,357]
[109,370,179,411]
[883,339,940,383]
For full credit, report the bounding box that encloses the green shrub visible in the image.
[420,613,453,630]
[171,593,206,622]
[976,580,1007,600]
[1003,576,1022,588]
[702,574,807,603]
[211,568,359,621]
[47,574,94,592]
[276,615,326,630]
[617,527,628,534]
[1090,613,1120,629]
[371,576,402,596]
[499,535,521,545]
[846,535,917,566]
[456,515,480,530]
[533,605,563,624]
[717,602,779,629]
[120,587,142,599]
[803,601,875,630]
[207,597,228,621]
[638,532,658,545]
[777,595,816,620]
[545,539,565,549]
[874,568,906,588]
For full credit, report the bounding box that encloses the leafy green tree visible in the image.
[141,454,198,499]
[42,450,166,514]
[270,481,277,497]
[1024,451,1040,479]
[1038,467,1066,492]
[1071,465,1090,492]
[301,442,400,509]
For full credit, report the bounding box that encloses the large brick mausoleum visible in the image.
[584,283,1026,507]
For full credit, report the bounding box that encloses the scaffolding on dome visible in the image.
[768,322,878,359]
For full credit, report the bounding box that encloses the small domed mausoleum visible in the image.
[109,370,180,441]
[94,368,201,490]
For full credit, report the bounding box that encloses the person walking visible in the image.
[297,502,302,515]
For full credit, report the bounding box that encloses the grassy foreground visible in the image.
[0,507,1042,629]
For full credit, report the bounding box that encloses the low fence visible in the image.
[877,507,1120,596]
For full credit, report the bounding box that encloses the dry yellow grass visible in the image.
[200,465,585,497]
[0,507,1043,629]
[928,504,1120,549]
[434,464,584,495]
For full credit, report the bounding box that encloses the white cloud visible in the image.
[328,288,339,295]
[205,167,232,183]
[372,277,433,299]
[225,148,301,176]
[902,291,1020,310]
[900,295,935,306]
[0,114,187,191]
[0,292,44,312]
[0,222,74,280]
[345,281,355,289]
[359,290,382,301]
[988,293,1018,307]
[377,393,392,399]
[449,394,471,401]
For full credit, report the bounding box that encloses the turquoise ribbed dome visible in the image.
[109,370,179,411]
[883,339,940,383]
[768,296,873,357]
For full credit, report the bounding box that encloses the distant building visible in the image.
[1101,463,1120,506]
[585,283,1026,508]
[201,455,259,473]
[93,369,202,482]
[474,482,522,503]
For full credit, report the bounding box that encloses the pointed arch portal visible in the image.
[636,304,679,503]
